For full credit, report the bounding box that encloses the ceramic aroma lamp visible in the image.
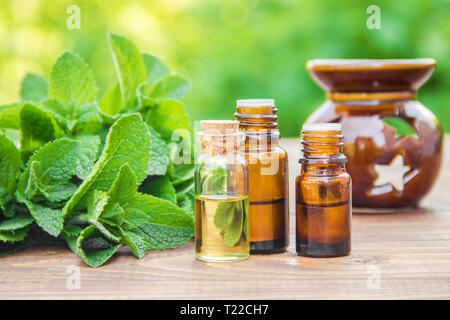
[305,59,443,211]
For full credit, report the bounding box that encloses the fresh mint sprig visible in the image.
[0,31,195,267]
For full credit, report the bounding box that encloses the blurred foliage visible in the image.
[0,0,449,136]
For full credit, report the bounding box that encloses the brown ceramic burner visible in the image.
[306,59,443,211]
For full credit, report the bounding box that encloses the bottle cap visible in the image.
[236,99,275,107]
[302,123,341,132]
[200,120,239,134]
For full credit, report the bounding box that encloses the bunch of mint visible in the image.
[0,32,195,267]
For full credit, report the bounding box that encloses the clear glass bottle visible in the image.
[234,99,289,254]
[195,120,250,262]
[296,123,351,257]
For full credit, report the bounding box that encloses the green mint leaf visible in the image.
[0,103,21,130]
[20,73,48,102]
[18,138,80,200]
[169,162,195,187]
[46,52,100,135]
[383,117,417,137]
[122,208,148,229]
[75,102,103,134]
[174,177,195,219]
[223,206,243,247]
[63,223,84,239]
[87,190,109,222]
[20,199,63,237]
[142,53,170,87]
[42,100,102,135]
[99,83,122,116]
[146,125,169,175]
[29,138,79,184]
[148,75,190,100]
[107,163,137,206]
[21,161,39,200]
[137,85,158,112]
[145,99,190,139]
[41,99,75,132]
[97,111,120,127]
[100,203,124,227]
[49,51,97,109]
[200,166,227,193]
[74,134,101,180]
[125,193,194,229]
[76,225,121,267]
[108,32,146,111]
[175,176,194,195]
[140,176,176,204]
[86,190,121,243]
[214,198,248,247]
[96,126,108,146]
[177,192,194,219]
[63,233,78,254]
[129,224,193,250]
[91,221,121,243]
[44,182,78,202]
[0,186,14,218]
[84,164,136,240]
[121,229,147,259]
[63,114,151,216]
[170,165,195,189]
[0,226,29,243]
[63,223,84,254]
[0,133,20,202]
[214,201,235,230]
[0,213,34,231]
[20,103,63,161]
[243,201,249,240]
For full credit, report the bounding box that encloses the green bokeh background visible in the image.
[0,0,449,137]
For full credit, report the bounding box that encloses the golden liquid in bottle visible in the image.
[195,195,250,262]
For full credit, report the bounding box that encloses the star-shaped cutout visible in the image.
[373,155,410,192]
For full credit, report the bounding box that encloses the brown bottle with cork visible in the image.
[296,123,351,257]
[235,99,289,254]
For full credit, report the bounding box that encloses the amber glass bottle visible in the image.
[235,99,289,254]
[296,123,351,257]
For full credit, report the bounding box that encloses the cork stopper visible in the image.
[201,120,239,134]
[199,120,242,155]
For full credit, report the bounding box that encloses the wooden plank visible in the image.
[0,138,449,300]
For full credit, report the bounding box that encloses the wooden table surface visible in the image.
[1,138,449,300]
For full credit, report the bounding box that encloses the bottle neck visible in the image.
[235,105,280,150]
[235,105,279,131]
[301,163,346,175]
[300,128,347,165]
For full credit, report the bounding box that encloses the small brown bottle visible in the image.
[235,99,289,254]
[296,123,351,257]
